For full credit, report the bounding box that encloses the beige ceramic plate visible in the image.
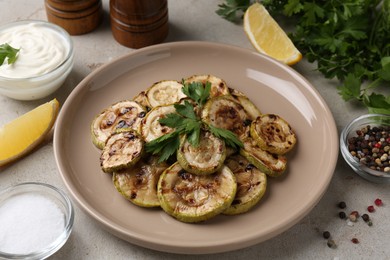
[54,42,338,254]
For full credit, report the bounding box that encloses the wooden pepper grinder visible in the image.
[110,0,169,48]
[45,0,103,35]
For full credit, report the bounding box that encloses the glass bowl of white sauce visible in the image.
[0,20,74,100]
[0,182,74,259]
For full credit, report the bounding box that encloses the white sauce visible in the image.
[0,22,69,78]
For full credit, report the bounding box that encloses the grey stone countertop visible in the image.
[0,0,389,259]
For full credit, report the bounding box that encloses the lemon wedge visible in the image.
[243,3,302,65]
[0,99,60,167]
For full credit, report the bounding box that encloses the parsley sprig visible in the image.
[0,43,19,66]
[216,0,390,114]
[145,81,243,162]
[216,0,252,23]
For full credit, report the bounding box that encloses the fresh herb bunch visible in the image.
[216,0,390,113]
[0,43,19,66]
[145,81,243,162]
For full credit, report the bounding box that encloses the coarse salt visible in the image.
[0,193,65,254]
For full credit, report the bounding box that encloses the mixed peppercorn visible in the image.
[347,125,390,173]
[322,198,383,248]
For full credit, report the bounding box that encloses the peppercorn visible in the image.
[367,205,375,213]
[338,201,346,209]
[361,214,370,222]
[339,211,347,219]
[327,239,337,248]
[351,238,359,244]
[374,198,383,206]
[349,211,359,222]
[323,231,331,239]
[347,125,390,172]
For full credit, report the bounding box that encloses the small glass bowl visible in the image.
[340,114,390,183]
[0,20,74,100]
[0,182,74,259]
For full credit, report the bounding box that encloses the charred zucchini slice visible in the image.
[146,80,186,107]
[113,156,168,207]
[250,114,297,155]
[201,96,250,139]
[141,105,176,142]
[240,138,287,177]
[158,162,237,223]
[100,129,144,173]
[184,74,230,98]
[177,130,226,175]
[91,100,146,149]
[223,155,267,215]
[230,94,261,121]
[133,91,151,112]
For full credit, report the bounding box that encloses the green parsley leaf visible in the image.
[283,0,304,17]
[182,80,211,108]
[338,73,362,101]
[208,124,243,150]
[186,122,201,147]
[364,93,390,114]
[215,0,251,24]
[145,131,180,163]
[174,101,197,120]
[158,113,184,128]
[0,43,19,65]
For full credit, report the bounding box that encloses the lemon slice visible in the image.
[0,99,60,166]
[243,3,302,65]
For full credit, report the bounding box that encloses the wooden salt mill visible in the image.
[45,0,103,35]
[110,0,169,48]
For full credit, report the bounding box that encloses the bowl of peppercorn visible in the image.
[340,114,390,183]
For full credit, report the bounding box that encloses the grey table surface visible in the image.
[0,0,389,259]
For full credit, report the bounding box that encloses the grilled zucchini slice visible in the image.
[250,114,297,155]
[230,94,261,121]
[184,74,230,98]
[223,155,267,215]
[141,105,176,142]
[177,130,226,175]
[100,129,144,173]
[201,96,250,139]
[158,162,237,223]
[240,137,287,177]
[133,91,151,111]
[113,156,168,207]
[146,80,186,107]
[91,100,146,149]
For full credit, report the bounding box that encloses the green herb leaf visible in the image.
[159,113,184,128]
[182,80,211,108]
[145,131,180,163]
[215,0,251,23]
[174,101,197,120]
[0,43,19,65]
[208,124,243,149]
[186,122,201,147]
[338,73,362,101]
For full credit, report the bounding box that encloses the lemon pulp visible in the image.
[0,99,59,166]
[243,3,302,65]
